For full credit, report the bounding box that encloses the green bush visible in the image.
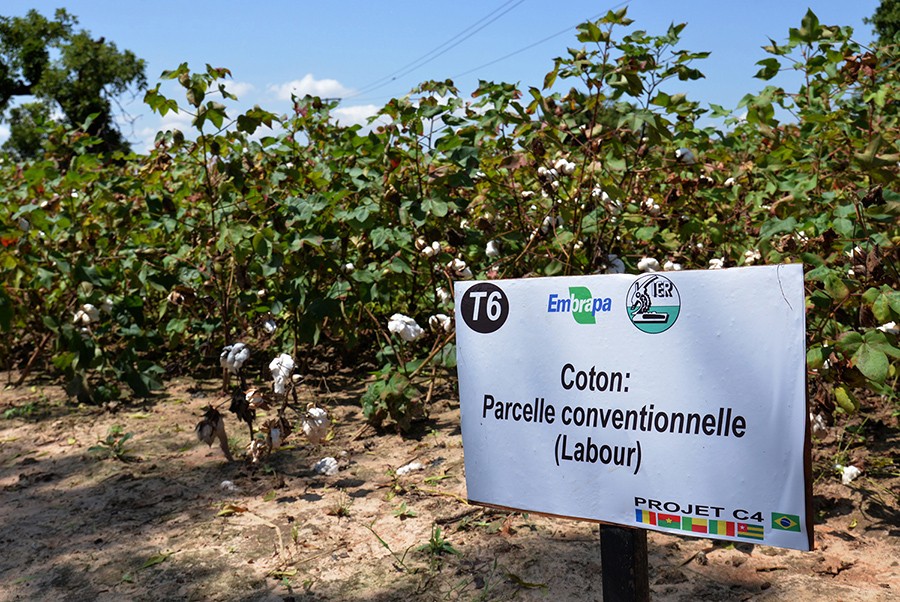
[0,8,897,426]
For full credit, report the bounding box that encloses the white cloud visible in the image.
[332,104,384,128]
[223,80,256,99]
[267,74,355,101]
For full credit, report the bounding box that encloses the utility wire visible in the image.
[450,0,632,79]
[346,0,526,99]
[347,0,634,104]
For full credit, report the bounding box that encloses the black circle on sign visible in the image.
[460,282,509,334]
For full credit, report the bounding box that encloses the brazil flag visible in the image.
[771,513,801,532]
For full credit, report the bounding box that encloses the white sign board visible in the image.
[455,265,812,551]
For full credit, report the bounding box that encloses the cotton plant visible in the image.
[199,346,310,464]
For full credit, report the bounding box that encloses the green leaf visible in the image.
[823,273,850,303]
[753,58,781,81]
[139,551,173,570]
[862,287,900,322]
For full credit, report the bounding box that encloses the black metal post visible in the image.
[600,525,650,602]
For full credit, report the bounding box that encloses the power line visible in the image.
[346,0,526,99]
[450,0,632,80]
[347,0,635,104]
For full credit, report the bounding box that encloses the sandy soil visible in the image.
[1,371,899,602]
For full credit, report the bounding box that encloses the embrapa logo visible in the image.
[626,274,681,334]
[547,287,612,325]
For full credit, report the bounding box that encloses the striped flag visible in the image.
[682,517,708,533]
[635,509,656,526]
[737,523,764,540]
[708,520,736,537]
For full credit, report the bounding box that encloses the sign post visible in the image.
[454,265,812,582]
[600,525,649,602]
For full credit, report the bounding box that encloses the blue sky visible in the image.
[0,1,881,152]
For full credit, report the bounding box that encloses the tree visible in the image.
[865,0,900,46]
[0,8,146,158]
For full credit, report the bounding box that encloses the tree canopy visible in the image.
[0,8,146,158]
[865,0,900,46]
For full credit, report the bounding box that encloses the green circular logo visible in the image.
[626,274,680,334]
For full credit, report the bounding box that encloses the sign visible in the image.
[455,265,812,551]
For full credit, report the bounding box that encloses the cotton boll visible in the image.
[220,342,250,374]
[341,262,355,275]
[640,198,660,216]
[302,407,329,444]
[313,456,339,476]
[663,260,683,271]
[724,177,736,187]
[675,148,696,165]
[486,240,500,258]
[263,318,277,333]
[840,465,861,485]
[877,321,899,335]
[388,313,425,342]
[73,304,100,325]
[436,287,452,305]
[708,258,725,270]
[448,258,473,280]
[415,237,427,251]
[269,353,295,394]
[101,297,114,313]
[429,313,453,333]
[744,249,762,265]
[537,166,548,177]
[396,462,425,476]
[563,161,576,175]
[637,257,660,273]
[810,413,827,439]
[605,254,625,275]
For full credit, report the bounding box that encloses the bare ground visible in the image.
[1,371,899,602]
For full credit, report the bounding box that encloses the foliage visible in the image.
[865,0,900,46]
[0,8,899,428]
[88,425,136,461]
[0,8,147,158]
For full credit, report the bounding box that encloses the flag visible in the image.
[708,520,735,537]
[771,513,801,532]
[635,509,656,526]
[658,513,681,529]
[682,517,708,533]
[737,523,764,540]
